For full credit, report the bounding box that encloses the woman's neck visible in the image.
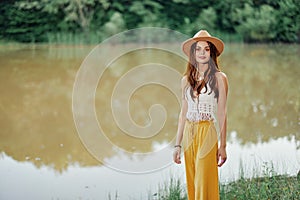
[197,63,208,72]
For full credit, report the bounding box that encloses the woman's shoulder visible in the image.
[181,75,189,89]
[215,71,228,83]
[215,71,227,79]
[215,71,229,92]
[181,75,188,83]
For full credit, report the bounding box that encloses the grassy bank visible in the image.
[1,30,244,45]
[219,174,299,200]
[150,174,299,200]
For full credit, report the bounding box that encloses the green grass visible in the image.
[152,176,187,200]
[46,31,103,45]
[220,174,299,200]
[214,31,244,44]
[149,166,299,200]
[150,175,299,200]
[1,30,244,45]
[107,168,299,199]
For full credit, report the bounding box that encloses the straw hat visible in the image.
[182,30,224,57]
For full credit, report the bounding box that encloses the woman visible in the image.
[173,30,228,200]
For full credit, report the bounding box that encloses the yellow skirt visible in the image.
[183,120,219,200]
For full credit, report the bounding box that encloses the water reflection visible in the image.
[0,136,298,199]
[95,48,184,154]
[0,45,99,173]
[0,43,299,198]
[223,44,299,147]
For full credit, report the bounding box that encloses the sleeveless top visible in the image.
[185,84,217,122]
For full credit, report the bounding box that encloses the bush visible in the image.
[233,4,277,42]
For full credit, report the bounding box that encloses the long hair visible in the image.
[184,41,220,100]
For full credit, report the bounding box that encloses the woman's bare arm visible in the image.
[173,76,188,164]
[216,72,228,167]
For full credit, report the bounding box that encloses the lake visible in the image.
[0,41,299,199]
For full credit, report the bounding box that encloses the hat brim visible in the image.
[182,36,224,57]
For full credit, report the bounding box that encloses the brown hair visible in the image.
[184,41,220,100]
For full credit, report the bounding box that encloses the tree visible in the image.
[193,7,217,33]
[2,1,55,42]
[15,0,111,40]
[128,0,165,27]
[233,3,277,42]
[0,0,299,43]
[274,0,300,42]
[102,12,125,37]
[41,0,108,41]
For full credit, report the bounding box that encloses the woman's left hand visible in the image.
[217,147,227,167]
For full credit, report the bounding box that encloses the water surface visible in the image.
[0,43,299,199]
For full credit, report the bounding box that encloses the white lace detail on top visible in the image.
[185,85,217,122]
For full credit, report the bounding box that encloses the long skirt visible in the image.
[183,120,219,200]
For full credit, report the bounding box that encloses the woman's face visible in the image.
[195,41,210,64]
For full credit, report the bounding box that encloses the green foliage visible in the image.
[220,165,300,200]
[274,0,300,42]
[0,1,12,41]
[102,12,126,37]
[213,0,253,34]
[233,4,277,42]
[1,1,55,43]
[193,7,217,33]
[179,6,219,37]
[146,167,299,200]
[155,177,187,200]
[0,0,299,43]
[232,0,300,43]
[220,163,300,200]
[128,0,167,28]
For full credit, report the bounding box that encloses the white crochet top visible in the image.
[185,85,217,122]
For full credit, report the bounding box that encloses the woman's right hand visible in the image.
[173,147,181,164]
